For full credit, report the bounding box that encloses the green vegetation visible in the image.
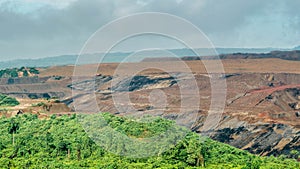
[22,70,29,77]
[0,113,298,168]
[54,76,63,80]
[28,67,39,74]
[0,67,39,78]
[31,102,46,107]
[0,94,19,107]
[0,68,17,78]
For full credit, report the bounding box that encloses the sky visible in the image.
[0,0,300,61]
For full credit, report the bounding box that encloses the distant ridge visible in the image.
[142,50,300,62]
[0,47,293,69]
[293,45,300,50]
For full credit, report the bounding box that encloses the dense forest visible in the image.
[0,113,298,168]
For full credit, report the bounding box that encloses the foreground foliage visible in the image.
[0,113,298,168]
[0,94,19,107]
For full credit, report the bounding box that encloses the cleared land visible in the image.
[0,57,299,157]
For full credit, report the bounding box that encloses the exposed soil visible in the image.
[1,58,300,157]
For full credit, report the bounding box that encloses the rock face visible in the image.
[209,120,300,157]
[202,73,300,157]
[111,75,176,92]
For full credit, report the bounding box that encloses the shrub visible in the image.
[31,102,46,107]
[0,94,19,107]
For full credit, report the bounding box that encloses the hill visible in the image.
[0,48,287,69]
[142,50,300,62]
[0,58,300,159]
[0,113,298,168]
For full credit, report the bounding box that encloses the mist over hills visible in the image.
[0,47,294,69]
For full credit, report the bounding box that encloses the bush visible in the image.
[31,102,46,107]
[29,67,39,74]
[0,94,19,107]
[22,70,29,77]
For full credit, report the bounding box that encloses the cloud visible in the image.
[0,0,299,60]
[0,0,77,11]
[23,0,77,9]
[0,0,116,60]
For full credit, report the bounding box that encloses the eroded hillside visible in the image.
[0,58,299,159]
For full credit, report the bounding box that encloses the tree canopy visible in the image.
[0,94,19,107]
[0,113,298,168]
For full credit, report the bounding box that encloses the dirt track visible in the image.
[250,84,300,94]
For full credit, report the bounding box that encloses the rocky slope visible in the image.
[67,71,300,158]
[1,59,300,159]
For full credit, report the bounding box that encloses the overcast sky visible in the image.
[0,0,300,61]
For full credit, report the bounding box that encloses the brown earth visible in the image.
[1,58,300,158]
[39,58,300,76]
[0,98,71,119]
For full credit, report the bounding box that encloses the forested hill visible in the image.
[0,113,298,168]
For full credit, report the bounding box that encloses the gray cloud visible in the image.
[0,0,299,60]
[0,0,115,60]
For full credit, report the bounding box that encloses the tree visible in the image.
[9,69,18,78]
[29,67,39,74]
[23,70,29,77]
[0,94,20,107]
[8,119,19,146]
